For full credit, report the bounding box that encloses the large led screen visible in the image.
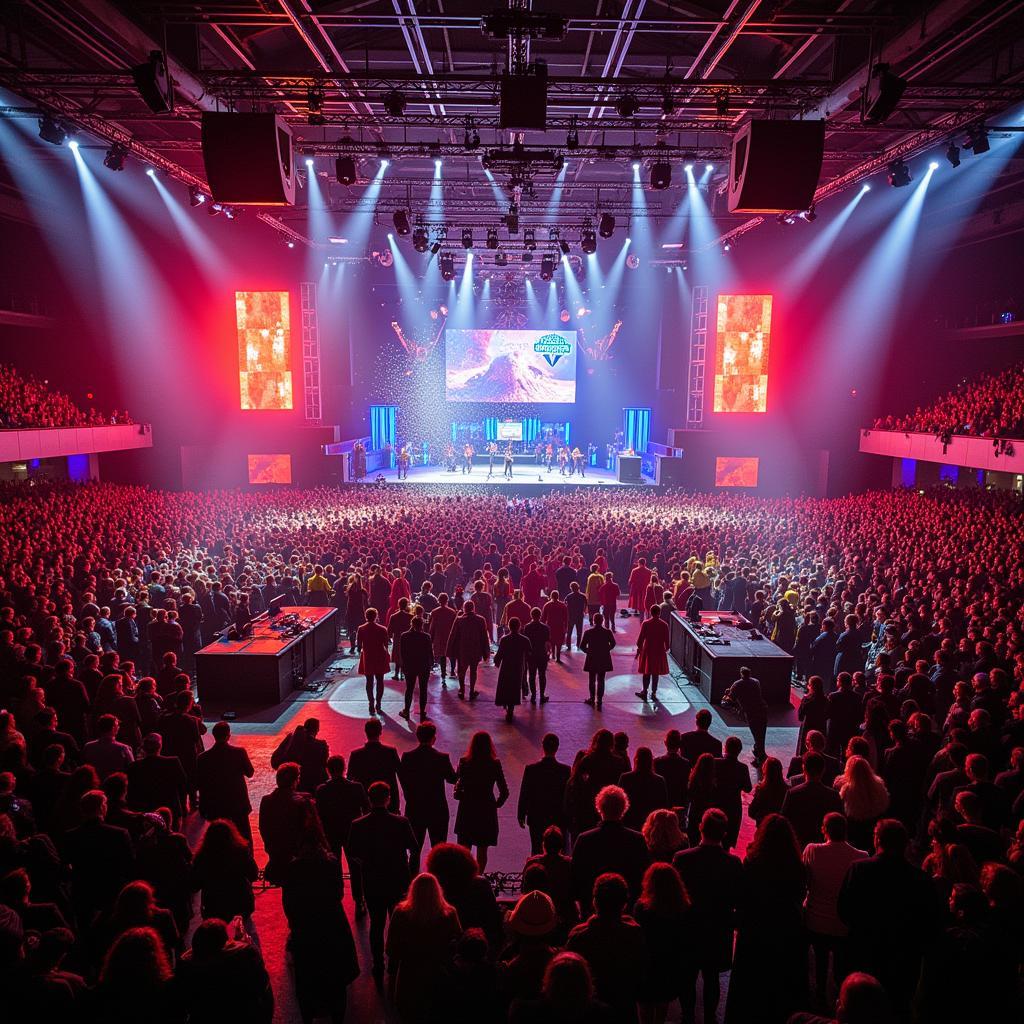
[445,329,577,403]
[713,294,772,413]
[715,456,759,487]
[237,290,293,410]
[248,454,292,484]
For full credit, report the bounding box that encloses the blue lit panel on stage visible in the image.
[445,329,577,403]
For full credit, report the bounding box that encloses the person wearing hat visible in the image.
[498,890,559,1007]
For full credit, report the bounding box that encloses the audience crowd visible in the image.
[0,364,130,430]
[0,479,1022,1023]
[874,360,1024,440]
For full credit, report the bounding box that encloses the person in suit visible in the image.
[634,604,670,701]
[712,735,753,849]
[781,751,844,849]
[446,600,490,700]
[672,808,744,1024]
[271,718,330,794]
[114,606,141,666]
[178,593,204,672]
[494,616,533,721]
[428,592,458,681]
[522,607,551,705]
[398,720,456,867]
[314,754,368,899]
[61,788,134,926]
[679,708,723,764]
[565,581,587,650]
[454,730,510,872]
[398,615,433,720]
[347,717,402,812]
[258,762,314,885]
[156,689,205,809]
[357,607,391,716]
[517,733,571,854]
[618,747,670,831]
[810,619,840,692]
[838,818,943,1016]
[579,612,616,708]
[825,673,863,757]
[346,780,419,980]
[654,729,691,811]
[125,731,189,828]
[722,666,769,765]
[195,720,255,841]
[570,784,650,915]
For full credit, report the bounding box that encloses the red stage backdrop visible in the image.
[247,453,292,484]
[713,294,773,413]
[236,290,293,410]
[715,456,760,487]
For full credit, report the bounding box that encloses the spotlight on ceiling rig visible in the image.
[412,226,428,253]
[966,123,990,155]
[598,213,616,239]
[486,227,499,249]
[38,116,67,146]
[616,93,639,118]
[188,186,206,207]
[461,228,474,249]
[540,254,556,280]
[887,158,911,188]
[383,90,407,117]
[103,144,128,171]
[504,204,520,234]
[335,156,356,186]
[580,222,597,255]
[393,210,411,235]
[440,252,456,280]
[495,251,508,267]
[558,239,570,255]
[523,228,536,251]
[945,141,961,167]
[650,161,672,190]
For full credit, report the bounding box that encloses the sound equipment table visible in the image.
[196,606,337,707]
[669,610,793,705]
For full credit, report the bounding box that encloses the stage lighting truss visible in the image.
[393,209,411,235]
[307,86,326,125]
[523,228,537,251]
[463,118,481,151]
[103,144,128,171]
[481,142,564,176]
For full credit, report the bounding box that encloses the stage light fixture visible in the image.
[286,240,295,249]
[208,202,222,217]
[306,87,326,125]
[504,204,520,234]
[103,144,128,171]
[684,162,694,172]
[777,212,796,226]
[459,228,473,249]
[412,226,428,253]
[38,116,67,146]
[486,227,499,249]
[540,254,556,280]
[616,94,639,118]
[566,125,579,149]
[650,161,672,190]
[706,163,714,172]
[966,123,990,155]
[598,213,615,238]
[335,156,357,186]
[580,225,597,254]
[464,121,481,150]
[188,186,206,207]
[715,90,730,117]
[495,251,508,267]
[632,161,641,173]
[626,253,640,269]
[661,90,675,117]
[439,253,456,280]
[523,228,536,250]
[945,141,961,167]
[929,161,940,171]
[887,158,911,188]
[522,250,533,263]
[146,168,156,178]
[558,239,570,255]
[383,90,407,117]
[430,240,441,255]
[393,210,411,235]
[802,205,817,222]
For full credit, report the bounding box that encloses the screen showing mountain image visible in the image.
[445,329,577,403]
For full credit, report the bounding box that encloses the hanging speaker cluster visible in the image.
[200,113,296,206]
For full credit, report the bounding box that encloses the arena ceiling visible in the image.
[1,0,1023,249]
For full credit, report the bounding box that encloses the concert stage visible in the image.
[362,464,648,488]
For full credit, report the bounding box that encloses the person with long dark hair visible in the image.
[685,753,716,845]
[725,814,807,1023]
[190,818,258,930]
[748,756,789,827]
[89,926,178,1023]
[579,613,616,709]
[633,862,692,1024]
[453,731,509,871]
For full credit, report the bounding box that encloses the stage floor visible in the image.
[362,464,646,487]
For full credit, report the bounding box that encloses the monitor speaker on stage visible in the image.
[201,113,296,206]
[728,120,825,213]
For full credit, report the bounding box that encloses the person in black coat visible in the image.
[398,719,457,864]
[314,754,368,884]
[125,732,189,828]
[346,717,402,812]
[671,808,744,1024]
[398,615,434,720]
[346,780,419,979]
[195,721,255,841]
[565,581,588,650]
[780,751,843,849]
[522,607,552,704]
[114,608,141,667]
[825,673,863,756]
[60,788,134,926]
[712,736,753,849]
[494,617,533,720]
[722,667,768,765]
[446,601,491,700]
[838,818,943,1016]
[796,675,829,755]
[679,709,724,764]
[257,763,314,885]
[270,718,329,795]
[517,732,571,854]
[570,784,650,915]
[653,729,691,811]
[617,746,669,831]
[454,731,510,872]
[156,690,206,806]
[809,619,839,691]
[579,612,616,708]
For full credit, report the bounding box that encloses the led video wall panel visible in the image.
[713,294,773,413]
[715,456,760,487]
[445,329,577,403]
[237,290,293,410]
[247,453,292,484]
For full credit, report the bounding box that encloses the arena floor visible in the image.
[205,612,802,1023]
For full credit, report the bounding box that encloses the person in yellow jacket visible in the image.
[585,564,605,615]
[305,565,332,606]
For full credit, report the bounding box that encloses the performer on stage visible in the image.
[443,443,456,472]
[398,445,411,480]
[557,446,569,476]
[486,441,498,477]
[352,441,367,482]
[572,446,585,478]
[545,442,554,472]
[462,443,474,474]
[503,444,514,480]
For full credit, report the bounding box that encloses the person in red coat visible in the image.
[635,604,671,701]
[521,565,546,610]
[541,592,569,662]
[598,573,621,633]
[428,593,457,681]
[628,558,653,615]
[357,608,391,716]
[386,568,411,622]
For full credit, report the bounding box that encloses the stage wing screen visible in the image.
[446,329,577,403]
[237,290,293,410]
[715,456,759,487]
[497,420,524,441]
[248,454,292,484]
[713,294,772,413]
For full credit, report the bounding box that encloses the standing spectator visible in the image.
[195,721,254,841]
[398,720,456,866]
[748,756,789,826]
[633,862,692,1024]
[579,612,616,709]
[517,732,571,855]
[190,818,258,926]
[356,607,390,716]
[618,747,669,831]
[314,754,368,886]
[781,752,844,849]
[257,763,313,885]
[453,730,509,871]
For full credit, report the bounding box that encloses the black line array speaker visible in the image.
[728,120,826,213]
[200,113,296,206]
[500,64,548,131]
